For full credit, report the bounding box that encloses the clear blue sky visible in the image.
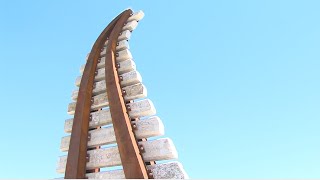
[1,0,319,178]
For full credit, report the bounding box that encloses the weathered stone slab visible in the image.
[80,57,106,73]
[75,76,82,87]
[61,116,164,151]
[80,64,85,73]
[120,70,142,87]
[127,10,144,22]
[92,80,107,95]
[97,57,106,69]
[122,83,147,101]
[64,109,112,133]
[86,170,125,179]
[140,138,178,162]
[72,80,106,100]
[85,161,188,179]
[100,47,106,57]
[94,68,105,81]
[104,40,109,46]
[75,68,105,86]
[147,161,189,179]
[72,82,146,104]
[116,49,132,62]
[56,146,121,174]
[67,93,109,114]
[117,59,136,74]
[128,99,156,118]
[91,93,109,110]
[71,90,78,101]
[122,20,138,31]
[80,58,135,77]
[57,138,178,173]
[85,53,89,61]
[56,156,68,174]
[134,116,164,138]
[61,127,116,152]
[67,103,76,115]
[118,30,131,41]
[116,40,129,51]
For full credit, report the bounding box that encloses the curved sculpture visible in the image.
[57,9,188,179]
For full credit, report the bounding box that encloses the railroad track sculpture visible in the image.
[56,9,188,179]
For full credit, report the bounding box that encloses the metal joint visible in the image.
[139,144,145,153]
[88,133,91,141]
[116,63,120,69]
[86,154,90,162]
[126,104,131,111]
[122,89,126,95]
[147,169,153,178]
[119,76,123,81]
[132,123,137,129]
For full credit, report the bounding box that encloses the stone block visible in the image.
[122,83,147,101]
[116,49,132,62]
[127,10,144,22]
[80,57,106,73]
[61,116,164,151]
[75,68,105,87]
[64,109,112,133]
[118,30,131,41]
[86,170,125,179]
[91,93,109,110]
[140,138,178,162]
[134,116,164,139]
[84,161,188,179]
[67,93,109,114]
[97,57,106,69]
[71,90,78,101]
[80,64,85,73]
[128,99,156,118]
[57,138,178,173]
[122,20,138,31]
[120,70,142,87]
[100,47,106,57]
[117,59,136,74]
[85,53,89,61]
[80,58,134,77]
[116,40,129,51]
[72,82,146,104]
[72,80,106,101]
[60,127,116,152]
[56,146,121,173]
[147,161,189,179]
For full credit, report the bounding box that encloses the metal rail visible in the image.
[65,11,123,179]
[104,9,149,179]
[65,9,150,179]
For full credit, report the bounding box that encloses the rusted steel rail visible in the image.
[65,9,150,179]
[104,9,149,179]
[64,12,124,179]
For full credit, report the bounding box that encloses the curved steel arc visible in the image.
[104,9,149,179]
[64,11,126,179]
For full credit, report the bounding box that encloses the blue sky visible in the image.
[1,0,320,178]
